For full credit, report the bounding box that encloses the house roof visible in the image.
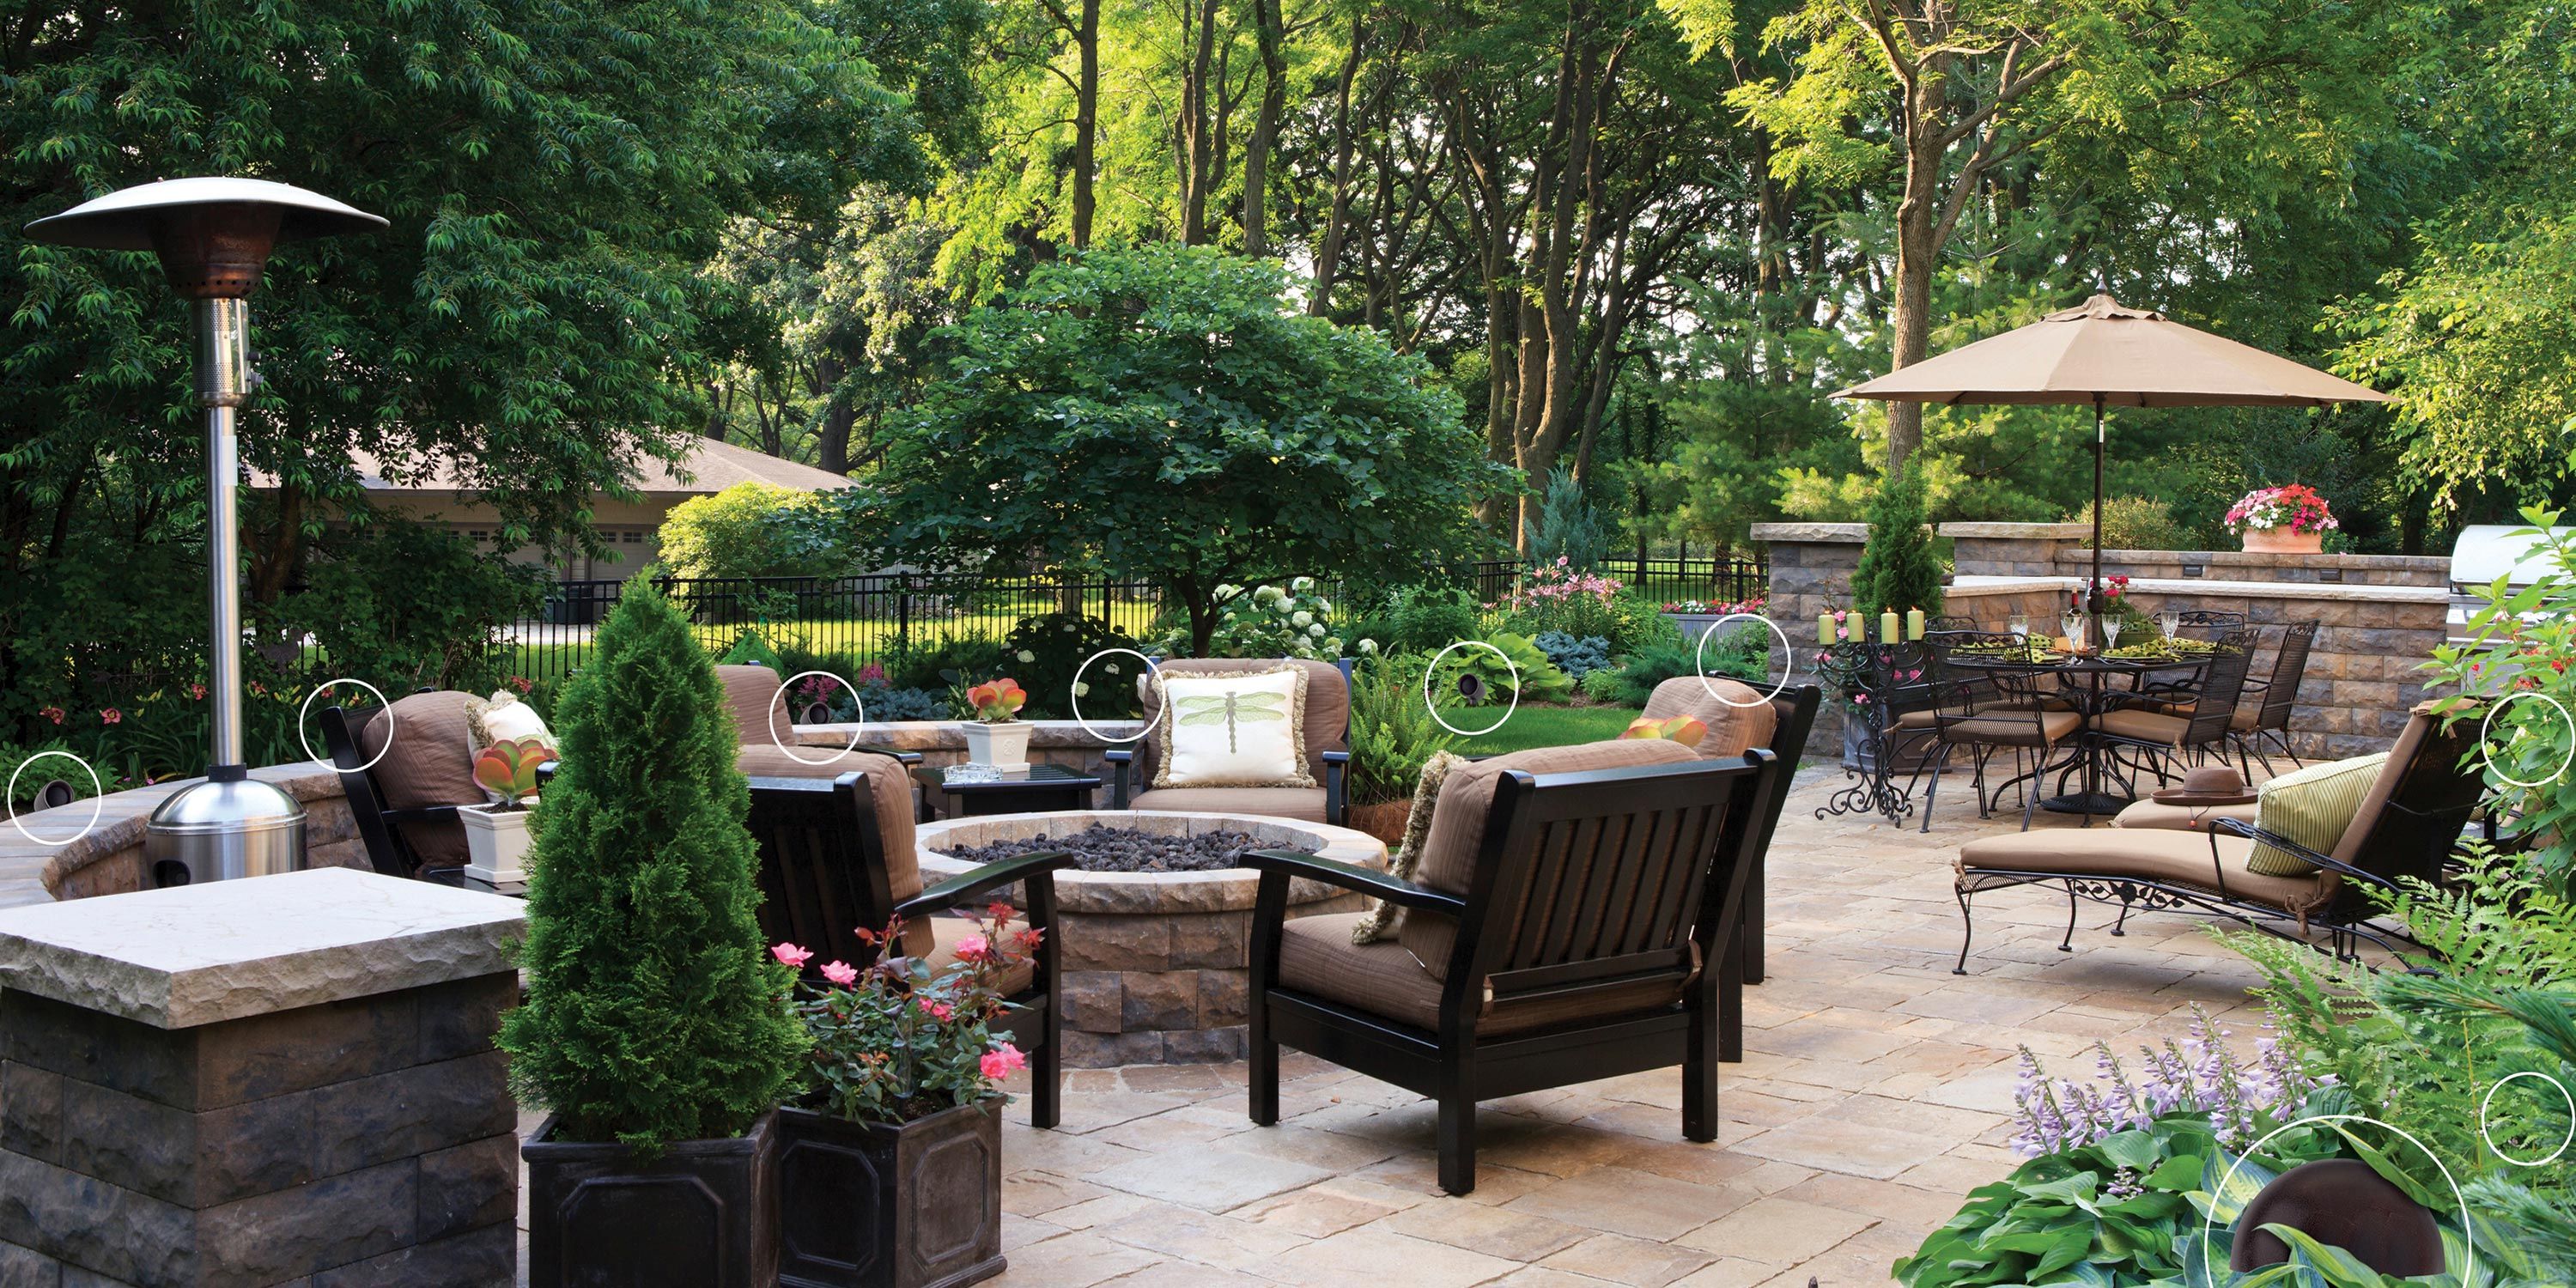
[252,434,852,495]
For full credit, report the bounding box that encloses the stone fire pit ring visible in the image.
[917,811,1387,1066]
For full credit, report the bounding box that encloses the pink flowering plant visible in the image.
[774,902,1039,1124]
[1501,557,1631,641]
[2223,483,2339,536]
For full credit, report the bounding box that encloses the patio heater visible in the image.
[25,179,386,884]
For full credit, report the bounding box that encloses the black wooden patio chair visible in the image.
[1243,739,1780,1194]
[743,764,1071,1128]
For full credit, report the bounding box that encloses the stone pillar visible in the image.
[1941,522,2093,578]
[0,868,525,1287]
[1751,522,1871,633]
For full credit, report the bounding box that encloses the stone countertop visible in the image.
[0,867,524,1029]
[1750,522,1870,543]
[1948,574,2448,605]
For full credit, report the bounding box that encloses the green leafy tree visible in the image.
[498,579,804,1152]
[1850,462,1943,617]
[656,483,854,582]
[871,244,1504,653]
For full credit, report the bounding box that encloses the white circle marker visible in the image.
[2479,1071,2575,1167]
[297,678,395,773]
[769,671,866,767]
[1423,641,1520,739]
[2478,690,2576,789]
[1072,649,1160,744]
[2197,1114,2470,1285]
[8,751,105,848]
[1692,614,1795,708]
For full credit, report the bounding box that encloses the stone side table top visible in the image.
[0,867,524,1029]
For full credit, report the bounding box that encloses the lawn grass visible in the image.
[1449,702,1641,756]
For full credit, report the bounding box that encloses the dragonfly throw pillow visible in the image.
[1151,665,1315,789]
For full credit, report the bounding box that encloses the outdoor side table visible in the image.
[912,763,1102,819]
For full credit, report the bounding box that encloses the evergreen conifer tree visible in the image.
[1850,462,1946,618]
[1528,465,1610,571]
[498,577,804,1152]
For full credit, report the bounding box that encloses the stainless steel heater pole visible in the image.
[197,296,251,769]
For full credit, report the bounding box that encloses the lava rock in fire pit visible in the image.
[945,823,1313,873]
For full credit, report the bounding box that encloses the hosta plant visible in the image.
[472,736,551,810]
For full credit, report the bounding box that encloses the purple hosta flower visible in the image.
[2105,1166,2145,1201]
[2008,1005,2320,1157]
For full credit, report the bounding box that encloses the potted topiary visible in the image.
[504,578,808,1288]
[772,907,1035,1288]
[460,735,549,892]
[957,677,1030,769]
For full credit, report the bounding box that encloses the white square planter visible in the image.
[459,803,534,894]
[960,721,1032,770]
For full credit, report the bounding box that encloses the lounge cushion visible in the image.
[715,664,795,748]
[356,691,484,872]
[746,751,930,957]
[1398,738,1703,979]
[1129,787,1329,823]
[1899,708,2082,746]
[2096,708,2190,745]
[1279,912,1683,1036]
[1137,658,1348,785]
[2247,753,2388,876]
[1639,676,1779,757]
[1956,829,2324,915]
[927,915,1036,997]
[2112,799,2261,833]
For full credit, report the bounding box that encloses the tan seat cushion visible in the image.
[927,914,1037,997]
[2230,704,2260,731]
[1956,829,2324,915]
[356,690,486,871]
[1137,658,1348,785]
[2097,708,2189,745]
[1279,913,1682,1036]
[1639,676,1779,757]
[2247,753,2388,876]
[746,751,930,957]
[1901,708,2081,746]
[715,664,795,747]
[2112,799,2261,833]
[1130,787,1328,823]
[1398,738,1704,979]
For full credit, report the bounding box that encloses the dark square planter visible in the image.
[776,1099,1005,1288]
[523,1109,780,1288]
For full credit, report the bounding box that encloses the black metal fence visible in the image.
[509,553,1768,686]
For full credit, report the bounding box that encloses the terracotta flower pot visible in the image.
[1346,799,1413,846]
[2240,526,2324,554]
[776,1099,1005,1288]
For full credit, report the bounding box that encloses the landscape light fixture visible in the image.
[25,178,386,884]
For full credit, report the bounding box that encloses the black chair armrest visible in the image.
[896,851,1078,918]
[1242,848,1463,912]
[1104,747,1134,808]
[857,744,923,766]
[1321,750,1349,826]
[380,804,465,825]
[2207,817,2398,891]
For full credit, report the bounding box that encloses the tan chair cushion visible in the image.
[2112,799,2261,833]
[1279,913,1683,1036]
[1129,786,1328,823]
[2329,708,2438,872]
[744,750,929,957]
[356,691,485,871]
[1900,708,2081,746]
[1639,676,1779,757]
[1355,750,1471,945]
[2097,708,2189,745]
[1398,738,1703,979]
[2247,753,2388,876]
[715,664,794,747]
[2230,704,2259,731]
[1138,658,1347,785]
[1956,829,2325,915]
[927,914,1036,997]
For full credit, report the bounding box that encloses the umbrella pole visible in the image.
[2091,394,2105,605]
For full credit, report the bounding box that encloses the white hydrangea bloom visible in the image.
[1257,585,1286,605]
[1316,598,1333,616]
[1358,639,1379,654]
[1308,623,1327,638]
[1290,610,1314,628]
[1322,637,1342,653]
[1071,682,1089,697]
[1015,650,1035,663]
[1291,576,1315,592]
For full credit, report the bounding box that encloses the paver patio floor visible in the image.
[971,766,2301,1288]
[513,764,2320,1286]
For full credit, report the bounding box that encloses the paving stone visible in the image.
[1005,1170,1109,1218]
[1089,1146,1336,1212]
[1503,1166,1730,1242]
[1537,1232,1720,1287]
[1382,1199,1590,1261]
[1088,1198,1309,1271]
[1674,1195,1876,1264]
[991,1231,1161,1287]
[1257,1225,1525,1288]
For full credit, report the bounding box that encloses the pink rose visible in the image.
[921,1000,954,1022]
[954,933,990,963]
[820,960,858,987]
[770,943,813,969]
[980,1043,1028,1081]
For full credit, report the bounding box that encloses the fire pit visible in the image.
[916,811,1387,1066]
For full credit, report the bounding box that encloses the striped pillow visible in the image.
[2245,754,2388,876]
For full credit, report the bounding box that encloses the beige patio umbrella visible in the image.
[1836,294,2389,596]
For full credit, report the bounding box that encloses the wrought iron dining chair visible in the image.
[2230,620,2318,775]
[2092,629,2261,787]
[1909,633,2084,832]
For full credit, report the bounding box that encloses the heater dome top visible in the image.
[24,177,386,251]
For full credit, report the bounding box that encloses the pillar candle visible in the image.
[1880,611,1900,645]
[1907,608,1925,640]
[1819,613,1834,646]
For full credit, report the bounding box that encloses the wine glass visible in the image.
[2101,617,2123,654]
[2157,608,2181,641]
[2060,611,2086,652]
[2009,613,2029,641]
